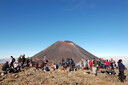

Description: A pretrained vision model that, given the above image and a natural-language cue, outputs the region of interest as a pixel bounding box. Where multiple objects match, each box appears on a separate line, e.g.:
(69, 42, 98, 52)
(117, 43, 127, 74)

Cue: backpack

(12, 58, 15, 62)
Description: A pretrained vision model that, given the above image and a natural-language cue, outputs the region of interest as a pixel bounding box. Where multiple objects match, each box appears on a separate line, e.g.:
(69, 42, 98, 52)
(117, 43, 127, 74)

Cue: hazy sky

(0, 0, 128, 58)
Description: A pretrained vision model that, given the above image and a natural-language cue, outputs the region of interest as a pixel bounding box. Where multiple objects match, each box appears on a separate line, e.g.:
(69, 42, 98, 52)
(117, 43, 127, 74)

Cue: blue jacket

(118, 63, 125, 71)
(45, 67, 50, 71)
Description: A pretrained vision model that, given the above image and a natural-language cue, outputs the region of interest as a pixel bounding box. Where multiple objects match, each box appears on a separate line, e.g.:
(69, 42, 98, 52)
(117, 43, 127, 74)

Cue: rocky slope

(0, 64, 128, 85)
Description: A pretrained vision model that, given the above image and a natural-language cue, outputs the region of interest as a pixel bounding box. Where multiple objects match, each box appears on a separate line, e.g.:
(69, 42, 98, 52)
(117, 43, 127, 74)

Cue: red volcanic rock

(33, 41, 97, 65)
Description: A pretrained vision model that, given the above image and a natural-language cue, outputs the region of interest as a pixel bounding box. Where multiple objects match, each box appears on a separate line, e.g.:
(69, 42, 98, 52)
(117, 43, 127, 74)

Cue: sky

(0, 0, 128, 59)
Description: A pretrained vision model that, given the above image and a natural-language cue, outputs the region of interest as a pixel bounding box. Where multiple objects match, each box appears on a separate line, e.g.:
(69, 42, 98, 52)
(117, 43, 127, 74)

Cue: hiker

(13, 61, 19, 73)
(114, 61, 117, 68)
(102, 60, 106, 69)
(66, 59, 70, 67)
(85, 59, 89, 70)
(10, 56, 15, 67)
(26, 58, 30, 67)
(69, 58, 73, 71)
(18, 55, 22, 68)
(40, 61, 45, 69)
(89, 60, 93, 70)
(30, 58, 34, 67)
(118, 59, 126, 82)
(2, 61, 9, 73)
(97, 59, 100, 70)
(21, 54, 26, 67)
(92, 64, 97, 76)
(63, 63, 67, 71)
(105, 60, 109, 69)
(106, 66, 116, 75)
(81, 59, 84, 67)
(65, 59, 67, 63)
(35, 62, 39, 69)
(55, 63, 59, 69)
(44, 65, 50, 71)
(44, 58, 48, 64)
(62, 58, 64, 64)
(44, 56, 48, 64)
(93, 58, 97, 67)
(110, 58, 114, 70)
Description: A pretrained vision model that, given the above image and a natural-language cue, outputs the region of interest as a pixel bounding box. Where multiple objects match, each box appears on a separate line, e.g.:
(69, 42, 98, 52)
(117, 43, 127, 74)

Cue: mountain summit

(33, 41, 97, 65)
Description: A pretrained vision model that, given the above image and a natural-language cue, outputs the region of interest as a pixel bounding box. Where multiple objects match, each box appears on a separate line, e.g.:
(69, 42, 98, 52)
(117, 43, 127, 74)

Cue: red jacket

(35, 63, 38, 67)
(89, 61, 93, 66)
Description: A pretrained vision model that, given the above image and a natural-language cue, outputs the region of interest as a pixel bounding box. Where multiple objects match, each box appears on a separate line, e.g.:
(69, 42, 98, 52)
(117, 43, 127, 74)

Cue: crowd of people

(81, 58, 117, 70)
(1, 56, 126, 83)
(2, 55, 30, 74)
(80, 58, 126, 82)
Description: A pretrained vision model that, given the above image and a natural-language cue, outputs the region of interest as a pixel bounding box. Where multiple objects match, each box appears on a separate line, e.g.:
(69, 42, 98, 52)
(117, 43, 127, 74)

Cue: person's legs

(90, 66, 92, 71)
(118, 71, 121, 80)
(120, 71, 124, 82)
(10, 62, 13, 67)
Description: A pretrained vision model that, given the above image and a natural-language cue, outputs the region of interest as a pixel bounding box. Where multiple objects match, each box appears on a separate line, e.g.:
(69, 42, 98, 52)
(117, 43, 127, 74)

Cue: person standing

(22, 54, 26, 67)
(10, 56, 15, 67)
(110, 58, 114, 70)
(85, 59, 89, 70)
(93, 58, 97, 67)
(105, 60, 109, 69)
(89, 60, 93, 70)
(118, 59, 125, 82)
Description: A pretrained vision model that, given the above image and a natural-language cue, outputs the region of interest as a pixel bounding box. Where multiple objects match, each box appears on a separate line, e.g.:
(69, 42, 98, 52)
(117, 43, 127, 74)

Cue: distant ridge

(0, 58, 9, 64)
(33, 41, 97, 65)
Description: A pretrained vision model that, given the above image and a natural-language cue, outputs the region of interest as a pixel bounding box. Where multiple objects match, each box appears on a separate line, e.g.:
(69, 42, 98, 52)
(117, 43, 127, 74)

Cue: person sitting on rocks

(2, 61, 9, 74)
(52, 63, 55, 70)
(13, 61, 19, 73)
(55, 63, 59, 69)
(44, 65, 50, 71)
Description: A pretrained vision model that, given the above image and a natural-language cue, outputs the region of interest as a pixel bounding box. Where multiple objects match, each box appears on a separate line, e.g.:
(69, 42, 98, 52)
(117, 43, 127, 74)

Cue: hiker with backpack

(10, 56, 15, 67)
